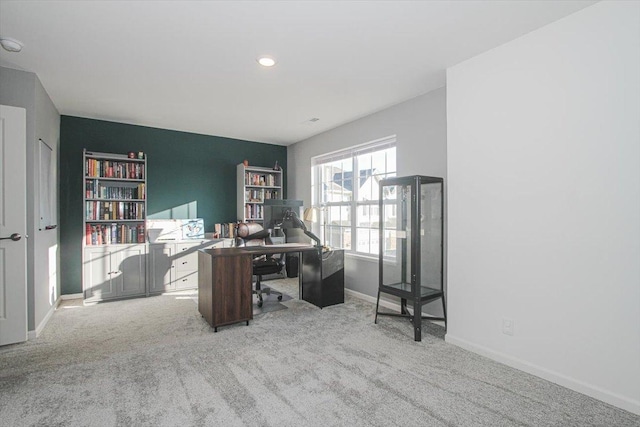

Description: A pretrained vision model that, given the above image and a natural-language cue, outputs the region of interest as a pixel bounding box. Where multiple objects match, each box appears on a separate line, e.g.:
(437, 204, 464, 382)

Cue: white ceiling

(0, 0, 597, 145)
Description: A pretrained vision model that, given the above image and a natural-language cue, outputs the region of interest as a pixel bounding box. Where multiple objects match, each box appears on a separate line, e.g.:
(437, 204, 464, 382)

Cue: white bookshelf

(236, 163, 282, 223)
(83, 149, 147, 301)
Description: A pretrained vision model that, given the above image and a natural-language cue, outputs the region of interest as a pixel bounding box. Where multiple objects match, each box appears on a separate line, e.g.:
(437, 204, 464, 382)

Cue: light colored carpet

(0, 279, 637, 426)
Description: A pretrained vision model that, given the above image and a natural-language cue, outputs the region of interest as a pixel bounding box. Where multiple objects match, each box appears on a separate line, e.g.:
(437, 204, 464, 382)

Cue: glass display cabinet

(375, 175, 445, 341)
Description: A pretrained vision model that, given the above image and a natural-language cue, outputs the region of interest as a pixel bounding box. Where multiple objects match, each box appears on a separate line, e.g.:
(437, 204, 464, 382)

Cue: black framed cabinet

(374, 175, 446, 341)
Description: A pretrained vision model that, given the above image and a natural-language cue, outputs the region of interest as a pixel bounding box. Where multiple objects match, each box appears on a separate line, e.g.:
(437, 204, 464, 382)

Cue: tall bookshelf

(82, 150, 148, 301)
(237, 163, 282, 223)
(83, 150, 147, 245)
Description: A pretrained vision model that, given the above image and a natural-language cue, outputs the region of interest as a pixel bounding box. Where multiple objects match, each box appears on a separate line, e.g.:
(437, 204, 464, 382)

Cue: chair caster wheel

(277, 295, 283, 301)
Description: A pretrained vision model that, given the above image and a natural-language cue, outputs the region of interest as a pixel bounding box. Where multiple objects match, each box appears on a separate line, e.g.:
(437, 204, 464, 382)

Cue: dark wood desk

(198, 244, 327, 331)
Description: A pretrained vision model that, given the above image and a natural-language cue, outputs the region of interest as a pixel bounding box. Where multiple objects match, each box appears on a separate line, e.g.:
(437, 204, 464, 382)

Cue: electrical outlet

(502, 318, 514, 336)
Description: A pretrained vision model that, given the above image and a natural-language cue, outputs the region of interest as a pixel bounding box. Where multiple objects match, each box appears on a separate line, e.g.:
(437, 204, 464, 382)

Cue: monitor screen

(263, 199, 303, 232)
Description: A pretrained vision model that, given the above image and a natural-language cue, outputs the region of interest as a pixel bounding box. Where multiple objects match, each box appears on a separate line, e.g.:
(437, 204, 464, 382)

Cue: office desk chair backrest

(236, 222, 285, 307)
(236, 222, 272, 246)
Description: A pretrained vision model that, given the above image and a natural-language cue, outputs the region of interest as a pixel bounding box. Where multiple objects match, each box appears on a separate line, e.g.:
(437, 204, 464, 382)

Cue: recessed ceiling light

(257, 56, 276, 67)
(0, 37, 24, 53)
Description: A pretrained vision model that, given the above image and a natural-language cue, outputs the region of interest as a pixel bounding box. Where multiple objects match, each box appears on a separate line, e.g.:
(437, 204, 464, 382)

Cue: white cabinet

(148, 239, 230, 293)
(148, 243, 175, 294)
(83, 244, 147, 301)
(237, 164, 282, 223)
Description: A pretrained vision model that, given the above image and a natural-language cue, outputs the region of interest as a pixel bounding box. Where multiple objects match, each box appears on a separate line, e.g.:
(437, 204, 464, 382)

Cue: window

(311, 136, 396, 256)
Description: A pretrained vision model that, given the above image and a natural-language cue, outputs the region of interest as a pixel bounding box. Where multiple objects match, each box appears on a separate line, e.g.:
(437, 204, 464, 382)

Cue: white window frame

(311, 136, 396, 258)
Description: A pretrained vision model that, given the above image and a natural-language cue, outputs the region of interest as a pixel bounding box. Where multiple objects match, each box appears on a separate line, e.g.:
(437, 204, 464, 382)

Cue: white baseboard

(27, 297, 60, 340)
(445, 334, 640, 416)
(344, 288, 445, 326)
(60, 293, 83, 300)
(345, 288, 396, 310)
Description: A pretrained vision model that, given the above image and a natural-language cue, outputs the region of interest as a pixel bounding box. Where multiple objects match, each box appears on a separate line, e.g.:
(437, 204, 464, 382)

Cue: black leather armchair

(236, 223, 285, 307)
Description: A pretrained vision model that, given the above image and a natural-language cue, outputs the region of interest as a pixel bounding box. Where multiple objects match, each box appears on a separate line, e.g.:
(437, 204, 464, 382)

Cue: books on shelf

(83, 150, 148, 247)
(244, 171, 278, 187)
(237, 163, 282, 224)
(85, 223, 145, 245)
(85, 158, 145, 179)
(243, 188, 279, 203)
(264, 189, 278, 200)
(85, 201, 145, 220)
(244, 204, 263, 220)
(85, 180, 145, 199)
(213, 222, 237, 238)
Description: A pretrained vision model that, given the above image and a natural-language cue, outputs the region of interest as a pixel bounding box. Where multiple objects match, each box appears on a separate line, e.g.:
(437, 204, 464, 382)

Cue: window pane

(342, 227, 352, 250)
(356, 227, 370, 254)
(371, 149, 386, 174)
(340, 205, 351, 226)
(369, 228, 380, 255)
(341, 177, 353, 201)
(357, 204, 376, 227)
(312, 142, 395, 256)
(325, 205, 351, 233)
(385, 148, 396, 174)
(356, 153, 374, 202)
(357, 205, 367, 227)
(355, 227, 379, 254)
(326, 225, 351, 249)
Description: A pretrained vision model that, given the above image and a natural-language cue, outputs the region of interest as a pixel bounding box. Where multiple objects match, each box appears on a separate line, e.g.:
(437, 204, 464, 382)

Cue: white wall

(288, 87, 447, 313)
(446, 1, 639, 415)
(33, 75, 60, 334)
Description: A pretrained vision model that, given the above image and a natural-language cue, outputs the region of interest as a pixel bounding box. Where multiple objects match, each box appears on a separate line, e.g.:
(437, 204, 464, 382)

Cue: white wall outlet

(502, 318, 514, 336)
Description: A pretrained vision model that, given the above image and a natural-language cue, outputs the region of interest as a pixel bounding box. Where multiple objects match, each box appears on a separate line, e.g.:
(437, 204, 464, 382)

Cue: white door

(0, 105, 28, 346)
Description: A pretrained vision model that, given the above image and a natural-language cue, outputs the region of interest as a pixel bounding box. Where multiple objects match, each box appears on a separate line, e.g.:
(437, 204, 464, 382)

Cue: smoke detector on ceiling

(0, 37, 24, 53)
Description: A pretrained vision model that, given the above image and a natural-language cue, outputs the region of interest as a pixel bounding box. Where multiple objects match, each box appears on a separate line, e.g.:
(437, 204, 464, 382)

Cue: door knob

(0, 233, 21, 241)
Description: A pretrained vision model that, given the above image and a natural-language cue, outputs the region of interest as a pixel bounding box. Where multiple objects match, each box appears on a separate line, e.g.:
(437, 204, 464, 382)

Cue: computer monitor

(263, 199, 303, 233)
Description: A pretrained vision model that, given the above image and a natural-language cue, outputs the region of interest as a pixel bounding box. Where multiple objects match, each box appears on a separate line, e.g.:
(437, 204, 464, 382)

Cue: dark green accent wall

(60, 116, 287, 295)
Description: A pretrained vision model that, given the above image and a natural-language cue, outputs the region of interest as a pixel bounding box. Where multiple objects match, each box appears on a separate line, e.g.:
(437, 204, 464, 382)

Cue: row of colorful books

(85, 180, 146, 200)
(213, 223, 237, 238)
(85, 158, 145, 180)
(244, 204, 263, 220)
(85, 223, 145, 245)
(244, 172, 278, 187)
(85, 201, 145, 220)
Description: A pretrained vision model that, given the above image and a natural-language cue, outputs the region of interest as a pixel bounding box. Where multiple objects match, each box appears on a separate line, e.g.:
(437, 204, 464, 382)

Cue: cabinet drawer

(175, 271, 198, 289)
(176, 251, 198, 271)
(175, 240, 226, 271)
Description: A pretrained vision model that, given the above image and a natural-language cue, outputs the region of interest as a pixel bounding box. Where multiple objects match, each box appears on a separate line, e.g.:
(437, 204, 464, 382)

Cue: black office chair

(236, 222, 285, 307)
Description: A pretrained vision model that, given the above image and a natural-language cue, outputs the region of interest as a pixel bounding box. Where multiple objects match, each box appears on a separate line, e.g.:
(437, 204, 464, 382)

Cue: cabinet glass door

(380, 182, 411, 292)
(421, 182, 443, 291)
